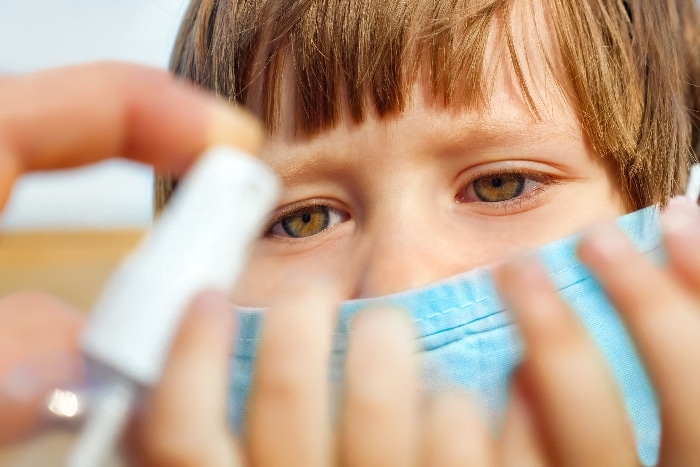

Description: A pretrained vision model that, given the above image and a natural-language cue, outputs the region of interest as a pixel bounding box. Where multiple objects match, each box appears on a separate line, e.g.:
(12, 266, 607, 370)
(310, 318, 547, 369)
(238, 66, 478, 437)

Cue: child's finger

(126, 290, 241, 467)
(246, 280, 338, 467)
(494, 257, 638, 466)
(579, 224, 700, 465)
(338, 307, 419, 467)
(420, 391, 496, 467)
(499, 373, 547, 467)
(662, 198, 700, 298)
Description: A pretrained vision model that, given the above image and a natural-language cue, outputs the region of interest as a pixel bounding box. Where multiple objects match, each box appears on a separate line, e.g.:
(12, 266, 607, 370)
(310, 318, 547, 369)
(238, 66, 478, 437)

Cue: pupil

(301, 213, 312, 223)
(491, 177, 503, 188)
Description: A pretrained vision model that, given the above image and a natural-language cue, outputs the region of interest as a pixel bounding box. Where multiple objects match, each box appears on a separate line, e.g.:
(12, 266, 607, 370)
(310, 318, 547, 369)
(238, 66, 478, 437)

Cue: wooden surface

(0, 230, 144, 311)
(0, 229, 144, 466)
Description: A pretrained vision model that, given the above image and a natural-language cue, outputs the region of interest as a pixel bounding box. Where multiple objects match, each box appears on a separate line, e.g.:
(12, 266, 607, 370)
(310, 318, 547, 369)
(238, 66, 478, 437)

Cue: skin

(493, 201, 700, 466)
(232, 0, 626, 304)
(0, 61, 261, 445)
(1, 60, 700, 467)
(226, 1, 700, 463)
(233, 84, 626, 303)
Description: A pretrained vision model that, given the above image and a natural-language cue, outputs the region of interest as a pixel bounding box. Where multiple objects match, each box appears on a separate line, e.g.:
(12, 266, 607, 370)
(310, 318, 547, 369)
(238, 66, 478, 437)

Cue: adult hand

(0, 61, 262, 209)
(0, 61, 262, 443)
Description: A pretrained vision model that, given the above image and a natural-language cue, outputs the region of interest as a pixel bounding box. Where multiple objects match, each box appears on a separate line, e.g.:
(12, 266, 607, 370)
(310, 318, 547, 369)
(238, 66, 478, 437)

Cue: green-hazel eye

(472, 173, 525, 202)
(269, 205, 346, 238)
(281, 205, 329, 237)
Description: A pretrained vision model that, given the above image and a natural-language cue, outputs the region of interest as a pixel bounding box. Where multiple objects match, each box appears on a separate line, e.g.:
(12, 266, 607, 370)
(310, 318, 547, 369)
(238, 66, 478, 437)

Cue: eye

(268, 205, 346, 238)
(457, 171, 550, 204)
(473, 173, 524, 202)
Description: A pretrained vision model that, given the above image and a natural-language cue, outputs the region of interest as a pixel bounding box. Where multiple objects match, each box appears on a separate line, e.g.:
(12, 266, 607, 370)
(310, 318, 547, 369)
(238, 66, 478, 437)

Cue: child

(155, 0, 700, 464)
(161, 0, 699, 301)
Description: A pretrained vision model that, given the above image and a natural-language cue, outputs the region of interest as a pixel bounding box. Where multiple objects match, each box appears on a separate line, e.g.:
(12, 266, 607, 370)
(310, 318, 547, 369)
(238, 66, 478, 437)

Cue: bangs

(167, 0, 699, 211)
(172, 0, 524, 135)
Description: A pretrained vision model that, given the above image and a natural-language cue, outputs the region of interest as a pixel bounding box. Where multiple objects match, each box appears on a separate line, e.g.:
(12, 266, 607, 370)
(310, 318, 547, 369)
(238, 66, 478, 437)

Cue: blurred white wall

(0, 0, 190, 229)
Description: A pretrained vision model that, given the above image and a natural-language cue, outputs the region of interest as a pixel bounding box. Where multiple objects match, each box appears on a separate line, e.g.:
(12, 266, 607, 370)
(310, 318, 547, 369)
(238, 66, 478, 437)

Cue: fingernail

(496, 254, 581, 346)
(497, 254, 549, 289)
(2, 366, 46, 402)
(495, 255, 552, 314)
(187, 291, 237, 351)
(351, 306, 416, 351)
(270, 276, 343, 328)
(353, 306, 413, 332)
(666, 195, 698, 211)
(189, 290, 235, 323)
(1, 355, 85, 403)
(582, 223, 633, 264)
(207, 102, 264, 155)
(662, 203, 700, 241)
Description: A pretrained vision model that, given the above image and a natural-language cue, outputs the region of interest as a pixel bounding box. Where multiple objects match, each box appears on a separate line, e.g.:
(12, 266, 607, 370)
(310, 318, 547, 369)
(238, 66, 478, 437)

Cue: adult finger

(0, 292, 85, 443)
(126, 290, 240, 467)
(420, 391, 496, 467)
(338, 307, 419, 467)
(246, 280, 339, 467)
(0, 62, 262, 206)
(494, 257, 638, 466)
(578, 222, 700, 465)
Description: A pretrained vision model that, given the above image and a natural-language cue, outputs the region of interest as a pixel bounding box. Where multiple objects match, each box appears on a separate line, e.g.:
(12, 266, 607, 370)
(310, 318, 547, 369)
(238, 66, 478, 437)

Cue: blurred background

(0, 0, 189, 230)
(0, 1, 191, 310)
(0, 2, 191, 464)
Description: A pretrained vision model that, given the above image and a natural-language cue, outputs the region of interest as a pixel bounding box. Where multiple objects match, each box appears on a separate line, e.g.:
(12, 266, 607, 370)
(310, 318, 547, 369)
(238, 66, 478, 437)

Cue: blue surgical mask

(230, 205, 662, 466)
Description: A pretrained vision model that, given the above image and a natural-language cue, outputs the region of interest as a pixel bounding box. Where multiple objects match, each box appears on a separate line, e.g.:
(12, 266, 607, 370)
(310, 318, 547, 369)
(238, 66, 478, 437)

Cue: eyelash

(266, 169, 557, 240)
(264, 201, 347, 239)
(455, 168, 557, 211)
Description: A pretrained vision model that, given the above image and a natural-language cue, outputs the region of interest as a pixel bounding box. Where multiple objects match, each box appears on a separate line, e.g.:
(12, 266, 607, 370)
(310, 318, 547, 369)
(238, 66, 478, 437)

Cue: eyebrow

(442, 118, 583, 149)
(266, 117, 583, 181)
(266, 149, 335, 182)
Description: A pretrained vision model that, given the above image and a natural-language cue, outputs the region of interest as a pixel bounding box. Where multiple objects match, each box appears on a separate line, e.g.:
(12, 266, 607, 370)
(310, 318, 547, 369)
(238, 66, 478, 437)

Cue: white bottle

(68, 146, 279, 467)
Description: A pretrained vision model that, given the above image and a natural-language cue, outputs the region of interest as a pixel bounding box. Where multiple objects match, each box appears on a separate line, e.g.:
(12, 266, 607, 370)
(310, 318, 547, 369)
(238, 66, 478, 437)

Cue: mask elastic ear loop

(686, 164, 700, 204)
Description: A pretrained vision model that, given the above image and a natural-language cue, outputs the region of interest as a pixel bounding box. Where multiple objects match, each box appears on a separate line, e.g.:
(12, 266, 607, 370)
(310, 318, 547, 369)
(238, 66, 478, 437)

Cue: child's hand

(129, 200, 700, 466)
(128, 198, 700, 466)
(494, 197, 700, 465)
(127, 281, 498, 467)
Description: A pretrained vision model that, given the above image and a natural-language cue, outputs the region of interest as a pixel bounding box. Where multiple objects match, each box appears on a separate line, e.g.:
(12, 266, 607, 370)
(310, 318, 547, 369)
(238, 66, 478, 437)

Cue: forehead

(240, 0, 574, 140)
(262, 79, 583, 182)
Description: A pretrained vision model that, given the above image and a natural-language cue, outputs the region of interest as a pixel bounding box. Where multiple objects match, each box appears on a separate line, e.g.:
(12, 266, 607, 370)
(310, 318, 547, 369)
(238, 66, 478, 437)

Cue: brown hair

(156, 0, 700, 212)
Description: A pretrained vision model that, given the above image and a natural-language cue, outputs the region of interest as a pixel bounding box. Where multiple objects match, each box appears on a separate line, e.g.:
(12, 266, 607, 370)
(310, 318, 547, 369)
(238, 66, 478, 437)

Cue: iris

(281, 205, 330, 237)
(473, 173, 525, 202)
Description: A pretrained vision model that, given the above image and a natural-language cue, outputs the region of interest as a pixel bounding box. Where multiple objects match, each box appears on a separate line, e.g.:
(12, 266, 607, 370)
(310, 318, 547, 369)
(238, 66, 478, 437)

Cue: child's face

(232, 15, 628, 306)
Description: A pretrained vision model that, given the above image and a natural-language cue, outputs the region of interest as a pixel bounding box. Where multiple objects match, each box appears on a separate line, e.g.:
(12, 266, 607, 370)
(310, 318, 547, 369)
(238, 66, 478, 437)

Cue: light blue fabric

(230, 206, 662, 465)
